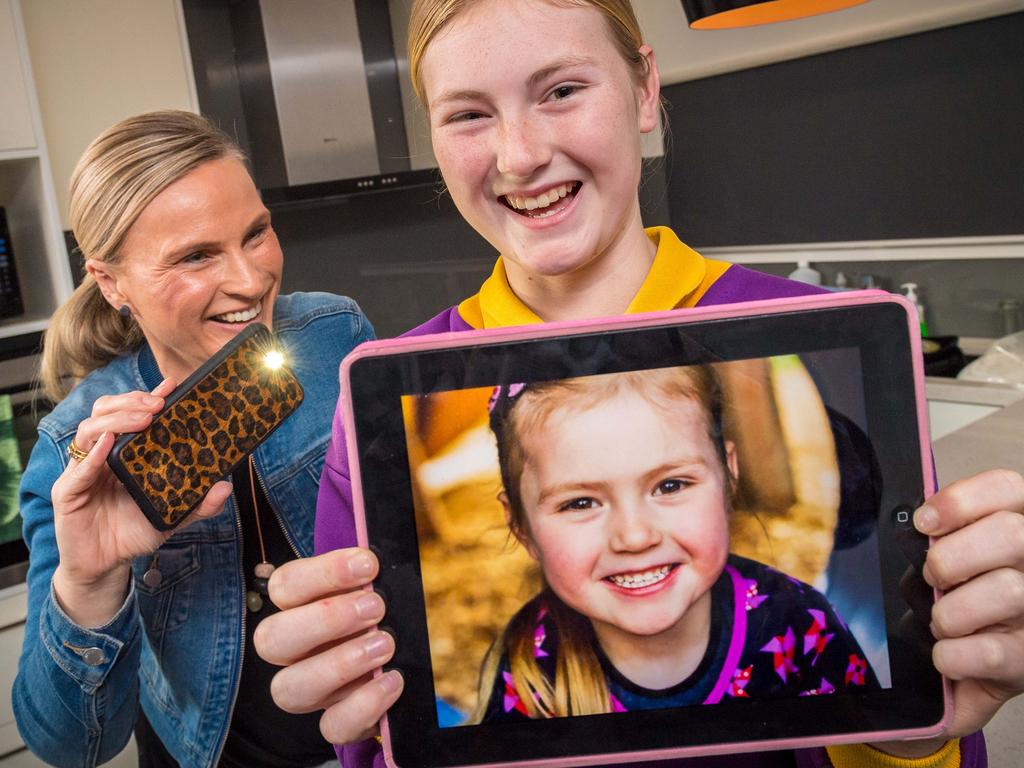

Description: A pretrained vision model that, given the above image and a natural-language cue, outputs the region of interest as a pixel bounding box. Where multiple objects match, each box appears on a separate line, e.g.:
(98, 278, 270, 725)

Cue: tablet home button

(892, 505, 914, 525)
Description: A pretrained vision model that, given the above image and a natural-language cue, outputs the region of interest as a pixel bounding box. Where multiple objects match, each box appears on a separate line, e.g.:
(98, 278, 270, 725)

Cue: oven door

(0, 346, 46, 589)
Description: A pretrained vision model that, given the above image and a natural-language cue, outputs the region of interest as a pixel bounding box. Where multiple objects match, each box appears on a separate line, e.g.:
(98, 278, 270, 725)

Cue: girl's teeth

(507, 183, 572, 212)
(608, 565, 672, 589)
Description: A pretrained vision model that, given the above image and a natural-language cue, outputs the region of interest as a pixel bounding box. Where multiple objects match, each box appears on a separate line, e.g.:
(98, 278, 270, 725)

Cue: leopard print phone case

(108, 323, 304, 531)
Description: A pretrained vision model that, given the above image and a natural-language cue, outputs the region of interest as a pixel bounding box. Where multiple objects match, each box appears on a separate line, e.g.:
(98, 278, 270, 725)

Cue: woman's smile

(209, 300, 264, 325)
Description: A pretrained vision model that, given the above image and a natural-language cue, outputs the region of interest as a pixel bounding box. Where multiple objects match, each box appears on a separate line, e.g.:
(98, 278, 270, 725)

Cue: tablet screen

(345, 297, 944, 767)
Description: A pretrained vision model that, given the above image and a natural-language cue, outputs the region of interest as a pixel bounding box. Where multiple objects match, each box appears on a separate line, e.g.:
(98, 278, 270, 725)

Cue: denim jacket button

(81, 647, 105, 666)
(143, 567, 163, 588)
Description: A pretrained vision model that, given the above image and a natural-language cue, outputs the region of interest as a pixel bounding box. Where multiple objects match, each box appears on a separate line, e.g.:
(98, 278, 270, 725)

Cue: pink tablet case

(340, 290, 949, 768)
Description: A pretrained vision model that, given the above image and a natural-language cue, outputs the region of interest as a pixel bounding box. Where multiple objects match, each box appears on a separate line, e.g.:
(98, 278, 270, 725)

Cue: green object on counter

(901, 283, 928, 337)
(0, 394, 24, 543)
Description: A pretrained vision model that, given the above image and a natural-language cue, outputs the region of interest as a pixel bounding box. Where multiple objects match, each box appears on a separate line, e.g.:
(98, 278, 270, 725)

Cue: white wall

(20, 0, 196, 229)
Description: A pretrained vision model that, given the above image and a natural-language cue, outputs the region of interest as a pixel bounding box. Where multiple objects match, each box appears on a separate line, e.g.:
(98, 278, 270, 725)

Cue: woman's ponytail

(38, 275, 143, 402)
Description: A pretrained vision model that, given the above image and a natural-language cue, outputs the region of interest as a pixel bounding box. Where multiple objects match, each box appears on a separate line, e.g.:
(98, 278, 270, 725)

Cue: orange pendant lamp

(682, 0, 870, 30)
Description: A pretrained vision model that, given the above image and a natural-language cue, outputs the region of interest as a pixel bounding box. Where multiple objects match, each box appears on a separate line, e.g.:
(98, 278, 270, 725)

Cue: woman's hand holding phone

(254, 548, 404, 744)
(50, 378, 231, 629)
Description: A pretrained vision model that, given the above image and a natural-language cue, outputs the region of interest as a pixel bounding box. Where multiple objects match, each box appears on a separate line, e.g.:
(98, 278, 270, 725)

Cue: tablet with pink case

(340, 291, 949, 768)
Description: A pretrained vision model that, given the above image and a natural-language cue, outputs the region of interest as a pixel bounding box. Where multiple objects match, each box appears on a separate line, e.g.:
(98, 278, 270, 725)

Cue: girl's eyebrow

(431, 55, 597, 110)
(537, 480, 606, 506)
(525, 54, 596, 89)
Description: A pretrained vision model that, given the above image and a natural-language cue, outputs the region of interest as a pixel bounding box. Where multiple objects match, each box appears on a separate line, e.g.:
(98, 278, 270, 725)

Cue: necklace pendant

(246, 590, 264, 613)
(254, 561, 275, 597)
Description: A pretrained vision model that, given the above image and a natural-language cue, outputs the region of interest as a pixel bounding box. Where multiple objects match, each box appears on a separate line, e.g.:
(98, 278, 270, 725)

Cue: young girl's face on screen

(418, 0, 660, 283)
(511, 384, 736, 651)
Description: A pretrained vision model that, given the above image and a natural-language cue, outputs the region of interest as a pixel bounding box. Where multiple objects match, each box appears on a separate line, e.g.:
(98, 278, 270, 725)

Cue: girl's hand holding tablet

(255, 547, 403, 743)
(882, 469, 1024, 757)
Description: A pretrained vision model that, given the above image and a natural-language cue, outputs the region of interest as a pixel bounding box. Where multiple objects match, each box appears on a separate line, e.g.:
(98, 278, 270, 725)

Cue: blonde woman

(257, 2, 1024, 768)
(14, 111, 372, 767)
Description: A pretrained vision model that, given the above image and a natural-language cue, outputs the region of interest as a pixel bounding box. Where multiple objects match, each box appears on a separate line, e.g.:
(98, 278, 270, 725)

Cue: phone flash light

(263, 350, 285, 370)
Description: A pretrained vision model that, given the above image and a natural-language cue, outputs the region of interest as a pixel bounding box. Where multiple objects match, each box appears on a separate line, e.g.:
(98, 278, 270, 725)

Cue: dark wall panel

(664, 12, 1024, 246)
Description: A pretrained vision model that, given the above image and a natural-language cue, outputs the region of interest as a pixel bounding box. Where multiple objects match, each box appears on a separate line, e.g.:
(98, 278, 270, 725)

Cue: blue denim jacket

(14, 293, 373, 768)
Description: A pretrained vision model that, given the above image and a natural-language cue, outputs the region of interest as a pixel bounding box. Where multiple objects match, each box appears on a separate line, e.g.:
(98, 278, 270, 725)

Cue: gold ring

(67, 439, 90, 462)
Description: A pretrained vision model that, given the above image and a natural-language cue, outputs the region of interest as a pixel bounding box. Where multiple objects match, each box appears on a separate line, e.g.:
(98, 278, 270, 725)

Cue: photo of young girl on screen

(402, 353, 892, 727)
(474, 365, 879, 722)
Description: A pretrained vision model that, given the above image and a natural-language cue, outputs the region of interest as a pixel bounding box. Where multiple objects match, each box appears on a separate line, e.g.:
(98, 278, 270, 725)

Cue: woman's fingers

(266, 548, 379, 611)
(256, 586, 385, 665)
(174, 481, 233, 530)
(269, 629, 397, 714)
(73, 411, 159, 449)
(150, 378, 177, 397)
(53, 431, 117, 508)
(78, 379, 178, 449)
(317, 671, 404, 745)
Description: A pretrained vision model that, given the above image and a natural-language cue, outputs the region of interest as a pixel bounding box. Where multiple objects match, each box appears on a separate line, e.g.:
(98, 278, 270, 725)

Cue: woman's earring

(118, 304, 132, 318)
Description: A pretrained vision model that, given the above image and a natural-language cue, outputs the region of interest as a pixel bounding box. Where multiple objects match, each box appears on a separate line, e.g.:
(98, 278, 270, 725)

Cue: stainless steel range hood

(181, 0, 437, 203)
(260, 0, 380, 185)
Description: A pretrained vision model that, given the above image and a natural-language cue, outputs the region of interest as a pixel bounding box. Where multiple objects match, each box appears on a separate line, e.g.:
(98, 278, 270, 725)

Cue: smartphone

(108, 323, 304, 531)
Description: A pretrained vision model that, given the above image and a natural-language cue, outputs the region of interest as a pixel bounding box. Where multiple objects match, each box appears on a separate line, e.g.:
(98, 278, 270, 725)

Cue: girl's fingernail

(355, 591, 384, 620)
(364, 631, 393, 660)
(378, 669, 402, 693)
(349, 552, 375, 579)
(142, 395, 161, 406)
(914, 505, 939, 534)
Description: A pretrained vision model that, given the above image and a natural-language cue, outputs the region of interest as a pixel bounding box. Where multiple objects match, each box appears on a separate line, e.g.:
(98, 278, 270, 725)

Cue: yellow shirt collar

(457, 226, 726, 329)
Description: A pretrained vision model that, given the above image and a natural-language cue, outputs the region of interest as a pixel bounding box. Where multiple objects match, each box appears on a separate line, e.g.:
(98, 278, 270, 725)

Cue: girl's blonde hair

(480, 366, 732, 720)
(39, 110, 245, 402)
(407, 0, 650, 107)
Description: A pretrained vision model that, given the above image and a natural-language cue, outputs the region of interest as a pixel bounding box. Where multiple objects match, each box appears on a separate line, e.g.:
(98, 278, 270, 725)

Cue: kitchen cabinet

(0, 0, 73, 341)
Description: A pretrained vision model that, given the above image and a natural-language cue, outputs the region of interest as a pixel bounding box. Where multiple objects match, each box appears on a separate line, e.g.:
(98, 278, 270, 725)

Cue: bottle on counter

(900, 282, 928, 337)
(788, 260, 822, 286)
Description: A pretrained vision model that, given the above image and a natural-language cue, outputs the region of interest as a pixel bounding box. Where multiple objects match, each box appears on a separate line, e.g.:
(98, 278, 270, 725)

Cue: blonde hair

(408, 0, 650, 107)
(480, 366, 732, 720)
(39, 111, 245, 402)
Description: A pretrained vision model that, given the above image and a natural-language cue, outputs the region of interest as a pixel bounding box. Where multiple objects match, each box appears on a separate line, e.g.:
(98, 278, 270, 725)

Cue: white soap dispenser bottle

(900, 282, 929, 337)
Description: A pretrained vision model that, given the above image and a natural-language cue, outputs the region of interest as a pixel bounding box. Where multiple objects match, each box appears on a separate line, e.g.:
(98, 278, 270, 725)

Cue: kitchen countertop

(932, 394, 1024, 484)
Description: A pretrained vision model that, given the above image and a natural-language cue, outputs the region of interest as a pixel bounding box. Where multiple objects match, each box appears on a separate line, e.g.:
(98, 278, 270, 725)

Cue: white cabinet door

(0, 0, 36, 152)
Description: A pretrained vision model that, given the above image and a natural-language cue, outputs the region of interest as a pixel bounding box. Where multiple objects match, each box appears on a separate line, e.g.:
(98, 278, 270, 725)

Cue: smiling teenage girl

(255, 2, 1024, 767)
